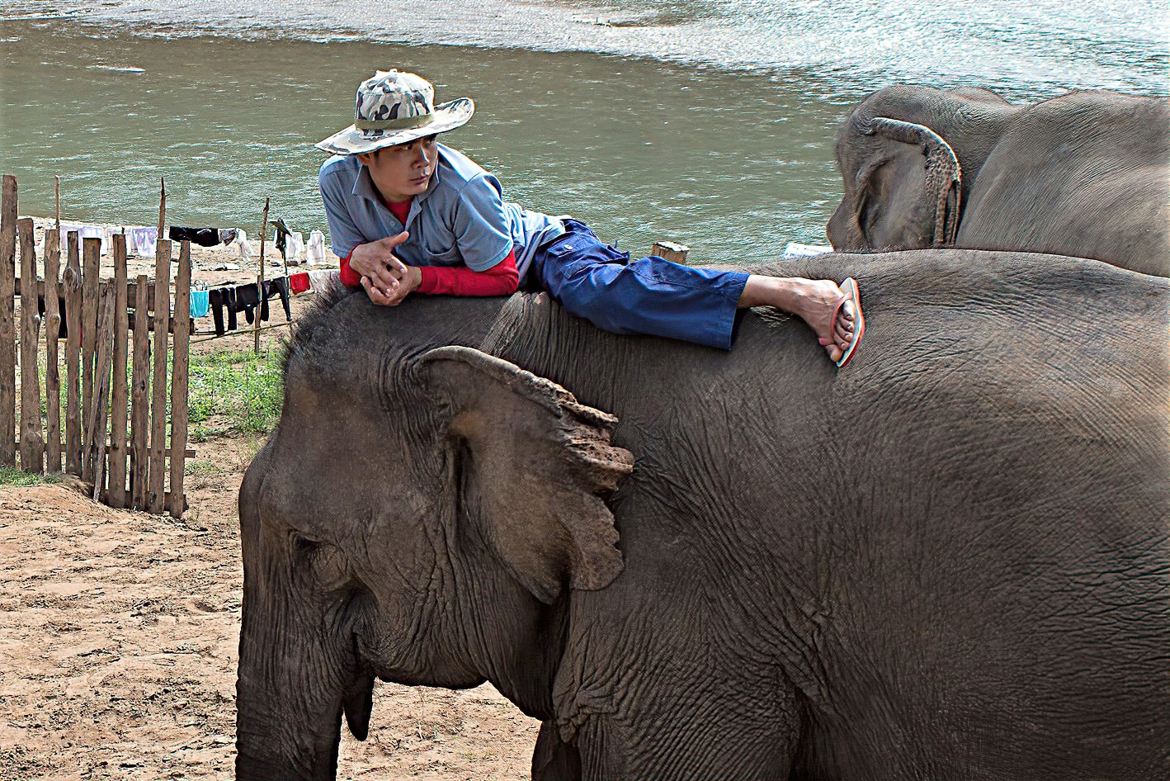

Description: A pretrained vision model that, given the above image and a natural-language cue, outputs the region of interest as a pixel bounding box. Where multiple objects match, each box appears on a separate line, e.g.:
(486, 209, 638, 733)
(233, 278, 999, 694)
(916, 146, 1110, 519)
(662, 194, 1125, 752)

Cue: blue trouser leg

(533, 221, 749, 350)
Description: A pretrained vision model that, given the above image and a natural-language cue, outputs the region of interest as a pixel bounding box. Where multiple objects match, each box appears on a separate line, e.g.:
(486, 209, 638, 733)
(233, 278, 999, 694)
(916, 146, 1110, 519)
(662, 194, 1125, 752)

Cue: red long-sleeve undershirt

(338, 196, 519, 297)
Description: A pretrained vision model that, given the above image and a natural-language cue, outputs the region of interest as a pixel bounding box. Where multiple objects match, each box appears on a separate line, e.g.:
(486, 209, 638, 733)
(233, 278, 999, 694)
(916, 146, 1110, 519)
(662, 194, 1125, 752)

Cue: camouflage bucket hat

(315, 69, 474, 156)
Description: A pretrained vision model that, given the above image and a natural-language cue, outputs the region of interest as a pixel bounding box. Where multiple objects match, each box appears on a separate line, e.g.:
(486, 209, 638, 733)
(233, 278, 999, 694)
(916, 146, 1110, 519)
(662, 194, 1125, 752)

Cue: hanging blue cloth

(189, 289, 210, 319)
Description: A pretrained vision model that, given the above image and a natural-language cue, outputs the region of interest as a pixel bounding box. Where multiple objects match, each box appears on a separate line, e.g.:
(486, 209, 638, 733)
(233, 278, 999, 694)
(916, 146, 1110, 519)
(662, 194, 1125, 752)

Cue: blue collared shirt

(318, 144, 563, 280)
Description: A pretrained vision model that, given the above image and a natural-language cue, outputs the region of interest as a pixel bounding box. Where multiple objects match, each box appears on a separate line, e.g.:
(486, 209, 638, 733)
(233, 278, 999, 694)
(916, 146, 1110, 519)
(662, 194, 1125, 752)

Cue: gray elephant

(236, 250, 1170, 780)
(826, 86, 1170, 277)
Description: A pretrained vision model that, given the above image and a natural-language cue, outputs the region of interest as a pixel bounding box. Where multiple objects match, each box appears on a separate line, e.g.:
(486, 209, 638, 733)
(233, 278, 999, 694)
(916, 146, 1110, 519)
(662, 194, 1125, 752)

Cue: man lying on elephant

(316, 70, 866, 366)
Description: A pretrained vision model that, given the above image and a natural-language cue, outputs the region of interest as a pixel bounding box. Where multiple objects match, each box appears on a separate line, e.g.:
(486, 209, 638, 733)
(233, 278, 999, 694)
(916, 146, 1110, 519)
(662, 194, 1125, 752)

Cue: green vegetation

(0, 466, 60, 487)
(17, 340, 285, 455)
(187, 349, 284, 441)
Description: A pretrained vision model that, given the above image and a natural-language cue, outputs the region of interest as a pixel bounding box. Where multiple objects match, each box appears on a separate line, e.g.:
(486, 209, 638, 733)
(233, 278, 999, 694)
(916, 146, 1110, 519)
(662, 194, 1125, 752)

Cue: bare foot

(739, 276, 856, 362)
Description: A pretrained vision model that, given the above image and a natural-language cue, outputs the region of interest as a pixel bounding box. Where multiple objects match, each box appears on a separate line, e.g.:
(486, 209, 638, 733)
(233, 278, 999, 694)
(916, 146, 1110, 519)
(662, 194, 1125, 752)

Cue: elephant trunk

(235, 457, 373, 780)
(234, 575, 355, 780)
(864, 116, 964, 246)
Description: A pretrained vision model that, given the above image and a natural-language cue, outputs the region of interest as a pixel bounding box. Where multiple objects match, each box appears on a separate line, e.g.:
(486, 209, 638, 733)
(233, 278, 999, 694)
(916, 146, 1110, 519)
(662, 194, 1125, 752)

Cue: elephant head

(235, 304, 633, 779)
(826, 86, 1014, 252)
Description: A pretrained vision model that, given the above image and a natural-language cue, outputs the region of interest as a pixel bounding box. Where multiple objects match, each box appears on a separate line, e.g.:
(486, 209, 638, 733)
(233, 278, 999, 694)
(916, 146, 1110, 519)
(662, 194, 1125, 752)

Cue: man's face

(357, 134, 439, 202)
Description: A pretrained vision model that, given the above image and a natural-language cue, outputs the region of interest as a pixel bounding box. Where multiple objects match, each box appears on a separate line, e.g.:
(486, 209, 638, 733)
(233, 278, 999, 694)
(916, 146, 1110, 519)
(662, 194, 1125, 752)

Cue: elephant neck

(463, 581, 570, 720)
(443, 517, 570, 719)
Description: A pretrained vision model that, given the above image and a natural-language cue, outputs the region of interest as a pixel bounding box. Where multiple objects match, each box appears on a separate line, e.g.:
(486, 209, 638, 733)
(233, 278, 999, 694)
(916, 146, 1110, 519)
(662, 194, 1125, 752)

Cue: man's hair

(370, 134, 439, 158)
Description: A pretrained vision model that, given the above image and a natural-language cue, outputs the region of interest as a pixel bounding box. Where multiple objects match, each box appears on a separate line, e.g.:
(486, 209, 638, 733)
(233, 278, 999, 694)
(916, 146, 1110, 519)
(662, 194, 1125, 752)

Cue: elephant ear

(856, 116, 964, 247)
(418, 346, 634, 604)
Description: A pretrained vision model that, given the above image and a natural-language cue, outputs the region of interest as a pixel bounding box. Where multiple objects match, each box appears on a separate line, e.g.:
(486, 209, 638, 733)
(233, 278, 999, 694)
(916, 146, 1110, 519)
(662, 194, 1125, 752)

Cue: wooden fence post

(168, 241, 192, 518)
(44, 229, 61, 473)
(79, 237, 100, 481)
(255, 198, 269, 355)
(107, 234, 130, 506)
(130, 274, 150, 510)
(17, 218, 43, 472)
(650, 241, 689, 264)
(85, 285, 115, 500)
(147, 240, 171, 514)
(0, 175, 16, 468)
(63, 232, 82, 476)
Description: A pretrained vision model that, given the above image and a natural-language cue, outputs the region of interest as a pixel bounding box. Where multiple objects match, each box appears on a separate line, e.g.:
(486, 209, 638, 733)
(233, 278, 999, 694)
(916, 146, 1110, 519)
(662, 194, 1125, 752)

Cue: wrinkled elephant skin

(236, 251, 1170, 780)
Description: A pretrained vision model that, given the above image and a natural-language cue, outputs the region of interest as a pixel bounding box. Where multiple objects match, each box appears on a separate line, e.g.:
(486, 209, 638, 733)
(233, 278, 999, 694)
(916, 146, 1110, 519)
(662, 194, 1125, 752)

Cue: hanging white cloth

(131, 226, 157, 258)
(305, 229, 326, 265)
(232, 229, 253, 261)
(286, 231, 305, 264)
(78, 224, 108, 255)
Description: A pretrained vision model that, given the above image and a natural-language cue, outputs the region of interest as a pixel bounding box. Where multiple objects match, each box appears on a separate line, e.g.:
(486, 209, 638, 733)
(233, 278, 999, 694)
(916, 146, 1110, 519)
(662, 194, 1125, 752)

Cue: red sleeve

(416, 251, 519, 297)
(338, 251, 362, 288)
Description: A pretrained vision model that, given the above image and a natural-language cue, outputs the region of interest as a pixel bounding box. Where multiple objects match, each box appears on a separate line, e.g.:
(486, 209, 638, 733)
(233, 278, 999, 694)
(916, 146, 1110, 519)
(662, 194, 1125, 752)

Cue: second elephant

(826, 86, 1169, 277)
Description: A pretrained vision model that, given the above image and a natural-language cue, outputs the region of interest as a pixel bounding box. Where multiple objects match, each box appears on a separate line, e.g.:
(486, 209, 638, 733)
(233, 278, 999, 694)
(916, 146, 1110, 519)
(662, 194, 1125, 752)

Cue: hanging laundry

(234, 283, 269, 325)
(265, 277, 291, 320)
(289, 272, 310, 295)
(305, 230, 326, 265)
(189, 289, 210, 319)
(270, 218, 292, 261)
(232, 229, 253, 261)
(79, 224, 109, 255)
(286, 231, 305, 265)
(208, 286, 238, 336)
(169, 226, 221, 247)
(130, 226, 158, 257)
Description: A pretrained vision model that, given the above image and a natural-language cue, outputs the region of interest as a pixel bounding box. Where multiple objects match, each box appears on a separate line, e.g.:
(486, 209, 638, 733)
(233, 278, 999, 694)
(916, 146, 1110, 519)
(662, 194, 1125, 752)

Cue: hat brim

(315, 97, 474, 156)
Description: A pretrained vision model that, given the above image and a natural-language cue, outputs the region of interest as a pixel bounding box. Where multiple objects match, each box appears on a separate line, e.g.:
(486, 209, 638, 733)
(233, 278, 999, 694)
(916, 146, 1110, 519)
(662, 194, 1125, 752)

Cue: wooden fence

(0, 174, 191, 518)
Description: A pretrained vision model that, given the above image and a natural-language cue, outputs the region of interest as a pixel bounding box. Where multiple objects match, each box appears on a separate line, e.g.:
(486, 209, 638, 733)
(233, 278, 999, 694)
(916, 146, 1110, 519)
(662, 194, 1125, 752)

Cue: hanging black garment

(208, 286, 238, 335)
(270, 218, 292, 261)
(234, 283, 269, 325)
(263, 277, 291, 321)
(168, 226, 222, 247)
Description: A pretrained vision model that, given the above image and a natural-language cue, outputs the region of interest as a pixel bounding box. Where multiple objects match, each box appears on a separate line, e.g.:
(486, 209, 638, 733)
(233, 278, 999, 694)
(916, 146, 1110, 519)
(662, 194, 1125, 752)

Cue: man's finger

(368, 265, 400, 290)
(385, 230, 410, 249)
(386, 256, 409, 277)
(361, 276, 394, 306)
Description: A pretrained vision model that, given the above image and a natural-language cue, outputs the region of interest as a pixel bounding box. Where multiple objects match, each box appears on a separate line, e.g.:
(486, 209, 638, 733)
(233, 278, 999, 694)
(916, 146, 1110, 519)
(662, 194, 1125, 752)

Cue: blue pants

(528, 220, 749, 350)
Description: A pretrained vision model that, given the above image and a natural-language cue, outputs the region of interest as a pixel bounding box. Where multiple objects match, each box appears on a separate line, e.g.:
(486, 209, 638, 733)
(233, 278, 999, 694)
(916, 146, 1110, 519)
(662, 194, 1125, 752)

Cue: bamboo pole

(17, 218, 42, 472)
(43, 229, 61, 473)
(79, 237, 100, 481)
(130, 274, 150, 510)
(255, 197, 269, 355)
(167, 241, 191, 518)
(85, 285, 115, 498)
(0, 175, 17, 468)
(147, 240, 171, 514)
(63, 232, 82, 475)
(54, 176, 60, 232)
(107, 234, 129, 506)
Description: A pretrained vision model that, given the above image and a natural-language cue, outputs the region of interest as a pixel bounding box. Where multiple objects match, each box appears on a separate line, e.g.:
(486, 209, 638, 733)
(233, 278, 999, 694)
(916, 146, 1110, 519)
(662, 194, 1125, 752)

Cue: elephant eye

(291, 532, 356, 593)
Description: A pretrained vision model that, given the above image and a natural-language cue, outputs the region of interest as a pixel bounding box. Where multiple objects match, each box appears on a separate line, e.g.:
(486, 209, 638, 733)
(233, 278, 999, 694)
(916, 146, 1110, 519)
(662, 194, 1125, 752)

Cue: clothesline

(34, 220, 329, 264)
(192, 269, 337, 335)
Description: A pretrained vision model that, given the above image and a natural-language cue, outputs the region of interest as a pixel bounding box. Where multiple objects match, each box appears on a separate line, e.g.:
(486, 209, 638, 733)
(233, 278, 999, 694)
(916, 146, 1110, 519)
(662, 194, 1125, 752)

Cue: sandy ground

(1, 220, 540, 778)
(0, 434, 540, 779)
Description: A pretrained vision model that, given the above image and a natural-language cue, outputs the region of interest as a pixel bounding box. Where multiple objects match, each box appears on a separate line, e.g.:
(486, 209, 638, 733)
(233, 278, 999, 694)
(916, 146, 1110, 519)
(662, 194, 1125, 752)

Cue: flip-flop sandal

(822, 277, 866, 369)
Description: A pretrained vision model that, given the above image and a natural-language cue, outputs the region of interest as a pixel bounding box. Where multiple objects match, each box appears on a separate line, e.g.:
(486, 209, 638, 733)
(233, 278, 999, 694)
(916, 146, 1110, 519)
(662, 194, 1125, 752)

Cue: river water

(1, 1, 1166, 265)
